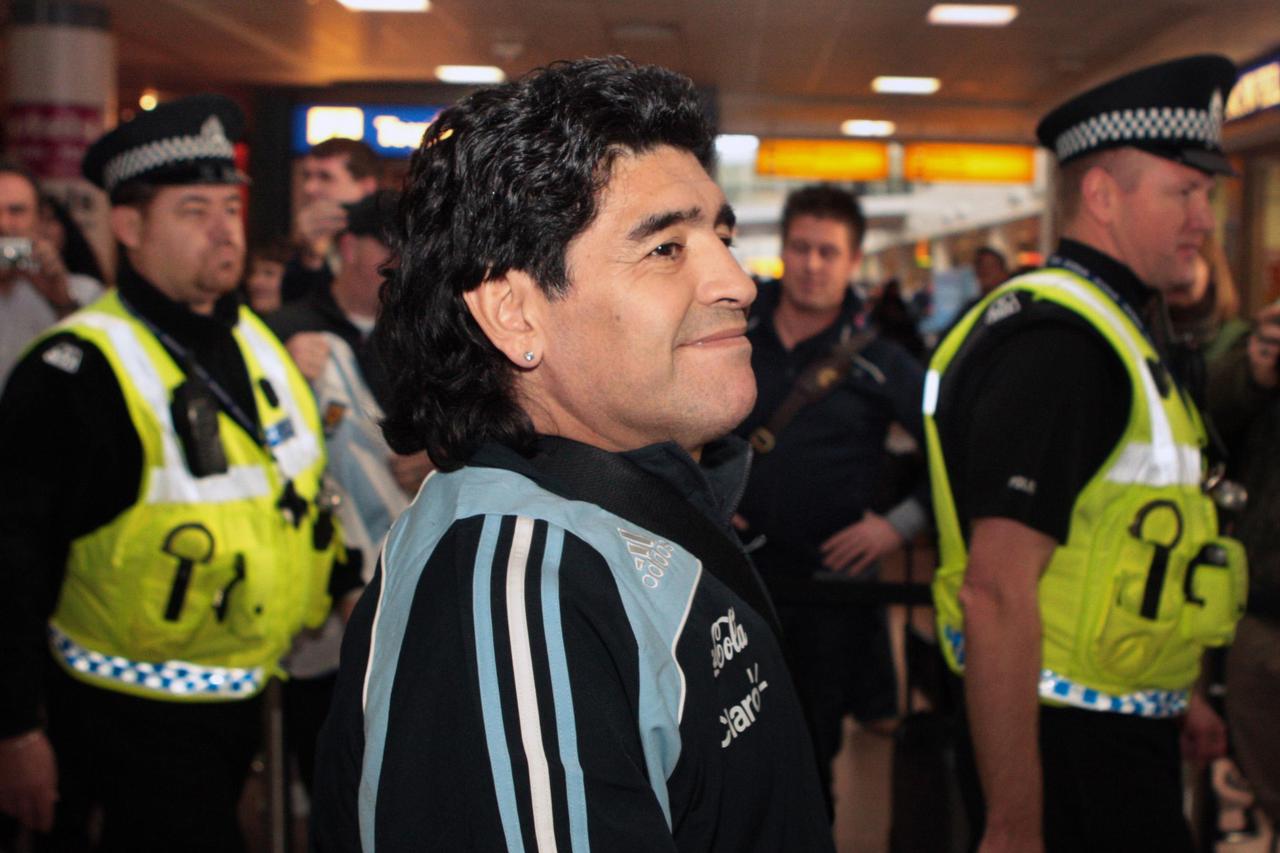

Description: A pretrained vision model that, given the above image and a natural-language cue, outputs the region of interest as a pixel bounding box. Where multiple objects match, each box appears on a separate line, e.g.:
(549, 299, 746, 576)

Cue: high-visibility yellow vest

(43, 290, 334, 701)
(925, 268, 1247, 716)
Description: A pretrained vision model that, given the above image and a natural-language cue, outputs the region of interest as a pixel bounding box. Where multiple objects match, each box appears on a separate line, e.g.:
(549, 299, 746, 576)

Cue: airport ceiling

(78, 0, 1280, 142)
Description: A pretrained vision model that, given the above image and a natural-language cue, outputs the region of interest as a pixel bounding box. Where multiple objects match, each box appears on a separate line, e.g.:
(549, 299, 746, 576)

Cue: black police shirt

(934, 238, 1150, 545)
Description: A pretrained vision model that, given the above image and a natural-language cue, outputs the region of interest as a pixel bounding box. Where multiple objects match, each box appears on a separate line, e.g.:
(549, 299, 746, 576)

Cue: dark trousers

(39, 665, 261, 853)
(959, 703, 1193, 853)
(777, 601, 898, 817)
(282, 671, 338, 796)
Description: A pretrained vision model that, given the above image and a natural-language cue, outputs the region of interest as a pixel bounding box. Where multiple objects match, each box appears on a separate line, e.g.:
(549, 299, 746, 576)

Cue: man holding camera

(0, 160, 101, 389)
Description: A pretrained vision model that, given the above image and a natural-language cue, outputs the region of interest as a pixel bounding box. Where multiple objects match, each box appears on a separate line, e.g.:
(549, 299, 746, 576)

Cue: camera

(0, 237, 35, 273)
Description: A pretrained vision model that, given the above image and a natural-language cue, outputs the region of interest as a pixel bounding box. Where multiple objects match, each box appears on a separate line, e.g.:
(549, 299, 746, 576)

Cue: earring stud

(523, 351, 535, 362)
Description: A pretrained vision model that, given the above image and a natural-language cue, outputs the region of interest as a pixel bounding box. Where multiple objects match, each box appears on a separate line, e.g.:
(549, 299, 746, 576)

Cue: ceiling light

(842, 119, 896, 137)
(337, 0, 430, 11)
(435, 65, 506, 84)
(715, 134, 760, 164)
(927, 4, 1018, 26)
(139, 90, 158, 111)
(872, 76, 941, 95)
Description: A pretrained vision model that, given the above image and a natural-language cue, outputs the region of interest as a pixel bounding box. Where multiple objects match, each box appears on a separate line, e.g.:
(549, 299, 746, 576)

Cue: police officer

(0, 95, 344, 851)
(925, 55, 1246, 852)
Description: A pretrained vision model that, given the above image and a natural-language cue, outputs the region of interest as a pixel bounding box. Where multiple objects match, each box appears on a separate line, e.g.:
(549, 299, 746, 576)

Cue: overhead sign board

(1227, 52, 1280, 122)
(755, 139, 890, 181)
(902, 142, 1036, 183)
(291, 103, 443, 158)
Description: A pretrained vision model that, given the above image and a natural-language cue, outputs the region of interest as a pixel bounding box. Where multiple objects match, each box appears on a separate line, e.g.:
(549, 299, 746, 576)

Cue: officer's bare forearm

(961, 517, 1056, 844)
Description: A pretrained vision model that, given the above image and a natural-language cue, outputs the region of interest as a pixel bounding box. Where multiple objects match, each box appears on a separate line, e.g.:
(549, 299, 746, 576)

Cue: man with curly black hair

(311, 57, 834, 852)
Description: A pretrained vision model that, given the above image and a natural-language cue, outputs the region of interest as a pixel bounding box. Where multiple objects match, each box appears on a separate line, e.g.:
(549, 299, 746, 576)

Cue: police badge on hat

(82, 93, 249, 197)
(1036, 54, 1239, 176)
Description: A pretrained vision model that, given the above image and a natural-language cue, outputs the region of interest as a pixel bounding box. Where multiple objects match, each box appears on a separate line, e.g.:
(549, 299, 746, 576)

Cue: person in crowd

(311, 57, 834, 852)
(242, 237, 291, 315)
(873, 276, 928, 362)
(283, 137, 379, 303)
(0, 161, 102, 389)
(38, 195, 107, 286)
(925, 55, 1243, 852)
(267, 189, 424, 796)
(732, 184, 927, 814)
(1209, 301, 1280, 835)
(973, 246, 1010, 297)
(0, 94, 353, 851)
(1166, 234, 1249, 408)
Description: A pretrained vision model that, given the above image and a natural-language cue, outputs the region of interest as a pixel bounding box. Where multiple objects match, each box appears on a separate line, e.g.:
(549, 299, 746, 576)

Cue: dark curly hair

(781, 184, 867, 252)
(376, 57, 715, 470)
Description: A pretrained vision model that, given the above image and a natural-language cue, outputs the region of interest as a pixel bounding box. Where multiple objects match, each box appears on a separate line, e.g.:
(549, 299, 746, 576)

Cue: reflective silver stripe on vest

(237, 320, 321, 480)
(66, 312, 272, 504)
(1039, 669, 1189, 718)
(49, 625, 264, 699)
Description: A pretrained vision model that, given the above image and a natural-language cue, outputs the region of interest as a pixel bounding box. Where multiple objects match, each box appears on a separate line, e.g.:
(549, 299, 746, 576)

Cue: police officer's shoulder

(3, 332, 117, 408)
(958, 287, 1114, 375)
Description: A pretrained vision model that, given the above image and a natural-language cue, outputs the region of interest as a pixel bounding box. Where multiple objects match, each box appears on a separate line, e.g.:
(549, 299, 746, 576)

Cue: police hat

(83, 94, 248, 196)
(1036, 54, 1238, 175)
(342, 189, 400, 245)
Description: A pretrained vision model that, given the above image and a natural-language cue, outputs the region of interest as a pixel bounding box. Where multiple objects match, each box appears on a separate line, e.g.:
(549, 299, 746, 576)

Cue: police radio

(171, 377, 229, 477)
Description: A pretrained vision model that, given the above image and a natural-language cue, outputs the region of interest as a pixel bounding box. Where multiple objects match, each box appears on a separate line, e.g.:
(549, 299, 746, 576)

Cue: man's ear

(336, 231, 357, 267)
(110, 205, 143, 250)
(462, 269, 546, 368)
(1079, 164, 1119, 226)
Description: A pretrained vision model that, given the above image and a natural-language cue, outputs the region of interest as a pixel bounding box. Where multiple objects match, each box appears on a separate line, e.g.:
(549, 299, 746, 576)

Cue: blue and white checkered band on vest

(1054, 89, 1226, 162)
(49, 624, 265, 699)
(943, 624, 1190, 719)
(100, 115, 236, 193)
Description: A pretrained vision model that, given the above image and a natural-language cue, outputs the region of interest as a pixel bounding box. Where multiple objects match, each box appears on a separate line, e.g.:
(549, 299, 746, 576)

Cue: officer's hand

(389, 451, 434, 496)
(0, 729, 58, 833)
(1179, 691, 1227, 767)
(285, 332, 331, 382)
(819, 511, 904, 576)
(28, 238, 73, 315)
(294, 200, 348, 264)
(1246, 303, 1280, 389)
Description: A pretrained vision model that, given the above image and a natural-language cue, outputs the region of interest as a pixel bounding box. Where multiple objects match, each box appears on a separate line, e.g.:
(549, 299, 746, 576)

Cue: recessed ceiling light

(927, 4, 1019, 26)
(842, 119, 896, 137)
(337, 0, 429, 11)
(715, 134, 760, 163)
(435, 65, 507, 84)
(872, 76, 941, 95)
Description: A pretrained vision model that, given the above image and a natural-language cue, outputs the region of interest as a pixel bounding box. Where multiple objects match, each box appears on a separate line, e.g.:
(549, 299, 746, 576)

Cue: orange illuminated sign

(1227, 59, 1280, 122)
(903, 142, 1036, 183)
(755, 139, 890, 181)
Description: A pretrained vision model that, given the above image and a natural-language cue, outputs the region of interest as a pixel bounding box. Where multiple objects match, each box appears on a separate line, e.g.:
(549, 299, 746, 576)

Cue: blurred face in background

(301, 155, 375, 205)
(780, 215, 861, 316)
(0, 173, 39, 289)
(974, 251, 1009, 295)
(245, 257, 285, 314)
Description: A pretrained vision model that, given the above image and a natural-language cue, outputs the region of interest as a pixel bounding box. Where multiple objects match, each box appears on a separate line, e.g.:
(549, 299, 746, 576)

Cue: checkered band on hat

(101, 115, 236, 193)
(50, 625, 265, 699)
(1053, 102, 1222, 162)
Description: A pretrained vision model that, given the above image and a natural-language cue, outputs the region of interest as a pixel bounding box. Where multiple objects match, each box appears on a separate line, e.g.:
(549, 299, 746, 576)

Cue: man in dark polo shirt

(734, 184, 928, 814)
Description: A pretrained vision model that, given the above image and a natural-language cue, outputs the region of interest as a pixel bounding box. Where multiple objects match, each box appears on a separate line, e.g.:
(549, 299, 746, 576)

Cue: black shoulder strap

(749, 328, 877, 454)
(530, 440, 784, 641)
